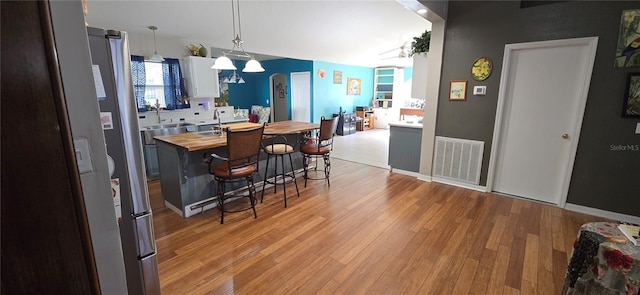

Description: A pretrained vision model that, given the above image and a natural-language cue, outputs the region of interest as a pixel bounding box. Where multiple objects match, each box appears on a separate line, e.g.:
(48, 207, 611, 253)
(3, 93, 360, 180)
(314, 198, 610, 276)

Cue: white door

(291, 72, 311, 122)
(490, 37, 598, 205)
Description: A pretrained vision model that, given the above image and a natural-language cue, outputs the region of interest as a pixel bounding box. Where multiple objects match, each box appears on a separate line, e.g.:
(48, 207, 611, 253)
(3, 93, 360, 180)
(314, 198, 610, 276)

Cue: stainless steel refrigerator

(87, 27, 161, 295)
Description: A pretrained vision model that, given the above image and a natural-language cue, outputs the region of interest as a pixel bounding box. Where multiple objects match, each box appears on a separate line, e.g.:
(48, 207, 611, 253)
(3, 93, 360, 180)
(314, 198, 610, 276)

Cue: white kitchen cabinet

(373, 108, 399, 129)
(183, 56, 219, 98)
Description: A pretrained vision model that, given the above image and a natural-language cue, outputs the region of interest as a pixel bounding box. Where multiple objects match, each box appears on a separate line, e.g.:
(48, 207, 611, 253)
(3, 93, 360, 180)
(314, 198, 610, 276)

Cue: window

(144, 62, 165, 108)
(130, 55, 189, 111)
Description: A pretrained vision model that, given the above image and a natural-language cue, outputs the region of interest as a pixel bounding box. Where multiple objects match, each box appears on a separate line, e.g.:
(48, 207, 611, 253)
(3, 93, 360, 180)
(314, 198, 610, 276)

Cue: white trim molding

(417, 174, 432, 182)
(432, 176, 487, 192)
(390, 168, 422, 178)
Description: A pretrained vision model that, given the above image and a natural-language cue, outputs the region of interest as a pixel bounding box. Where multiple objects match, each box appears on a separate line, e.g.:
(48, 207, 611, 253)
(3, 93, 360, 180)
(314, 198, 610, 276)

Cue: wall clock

(471, 57, 493, 81)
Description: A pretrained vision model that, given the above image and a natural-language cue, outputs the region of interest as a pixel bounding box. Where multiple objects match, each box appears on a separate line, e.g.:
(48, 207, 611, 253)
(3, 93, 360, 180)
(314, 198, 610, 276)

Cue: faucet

(155, 99, 165, 124)
(213, 108, 223, 136)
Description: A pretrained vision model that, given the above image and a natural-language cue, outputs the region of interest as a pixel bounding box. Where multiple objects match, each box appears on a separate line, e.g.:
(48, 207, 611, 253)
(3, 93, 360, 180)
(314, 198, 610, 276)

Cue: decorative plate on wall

(318, 69, 326, 79)
(471, 57, 493, 81)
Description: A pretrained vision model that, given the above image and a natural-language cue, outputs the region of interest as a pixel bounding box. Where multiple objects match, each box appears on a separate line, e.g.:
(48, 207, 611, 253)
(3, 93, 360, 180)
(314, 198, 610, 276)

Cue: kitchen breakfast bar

(153, 121, 319, 217)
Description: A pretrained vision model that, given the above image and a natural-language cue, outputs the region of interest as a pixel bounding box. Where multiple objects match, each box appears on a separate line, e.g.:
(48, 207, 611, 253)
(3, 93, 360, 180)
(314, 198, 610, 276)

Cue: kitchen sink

(196, 130, 225, 137)
(142, 123, 195, 144)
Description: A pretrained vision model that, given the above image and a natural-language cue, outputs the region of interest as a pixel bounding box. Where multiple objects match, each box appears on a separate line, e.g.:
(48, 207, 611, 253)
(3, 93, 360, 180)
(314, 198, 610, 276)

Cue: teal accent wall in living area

(227, 58, 313, 112)
(312, 61, 374, 123)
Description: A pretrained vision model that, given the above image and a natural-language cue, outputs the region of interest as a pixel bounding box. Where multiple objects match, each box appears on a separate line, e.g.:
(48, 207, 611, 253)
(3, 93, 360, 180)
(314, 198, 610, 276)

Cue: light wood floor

(149, 158, 606, 294)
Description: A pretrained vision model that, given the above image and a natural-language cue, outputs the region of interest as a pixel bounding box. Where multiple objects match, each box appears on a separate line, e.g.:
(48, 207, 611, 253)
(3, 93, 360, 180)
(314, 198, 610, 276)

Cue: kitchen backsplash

(137, 106, 247, 128)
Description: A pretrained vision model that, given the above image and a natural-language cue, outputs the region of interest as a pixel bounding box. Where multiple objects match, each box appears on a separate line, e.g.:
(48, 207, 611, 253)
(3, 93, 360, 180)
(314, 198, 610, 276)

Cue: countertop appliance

(87, 27, 160, 294)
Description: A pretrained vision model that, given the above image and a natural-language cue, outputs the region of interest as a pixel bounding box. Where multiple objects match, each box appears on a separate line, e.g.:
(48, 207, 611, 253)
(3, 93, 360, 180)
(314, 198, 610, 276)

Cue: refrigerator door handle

(109, 31, 151, 215)
(140, 254, 161, 295)
(134, 213, 157, 257)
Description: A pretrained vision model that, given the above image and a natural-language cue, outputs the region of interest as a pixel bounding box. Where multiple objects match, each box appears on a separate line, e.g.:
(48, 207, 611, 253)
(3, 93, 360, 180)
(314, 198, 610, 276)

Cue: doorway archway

(269, 73, 288, 122)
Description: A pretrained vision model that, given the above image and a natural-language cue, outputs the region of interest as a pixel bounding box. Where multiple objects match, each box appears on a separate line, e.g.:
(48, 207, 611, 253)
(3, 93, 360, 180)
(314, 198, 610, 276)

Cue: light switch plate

(636, 123, 640, 134)
(73, 137, 94, 174)
(473, 86, 487, 96)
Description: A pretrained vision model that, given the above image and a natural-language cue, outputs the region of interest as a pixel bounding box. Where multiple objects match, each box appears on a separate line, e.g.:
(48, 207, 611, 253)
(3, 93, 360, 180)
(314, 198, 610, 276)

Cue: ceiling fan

(379, 43, 410, 60)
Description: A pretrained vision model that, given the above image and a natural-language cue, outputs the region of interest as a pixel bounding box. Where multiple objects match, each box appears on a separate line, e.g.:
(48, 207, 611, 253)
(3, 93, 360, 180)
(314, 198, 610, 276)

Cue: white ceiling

(84, 0, 432, 68)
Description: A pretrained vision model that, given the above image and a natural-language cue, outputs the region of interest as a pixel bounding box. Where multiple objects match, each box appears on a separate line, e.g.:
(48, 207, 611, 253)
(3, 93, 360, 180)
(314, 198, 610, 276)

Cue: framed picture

(615, 9, 640, 67)
(449, 80, 467, 101)
(622, 72, 640, 117)
(347, 78, 361, 95)
(333, 71, 342, 84)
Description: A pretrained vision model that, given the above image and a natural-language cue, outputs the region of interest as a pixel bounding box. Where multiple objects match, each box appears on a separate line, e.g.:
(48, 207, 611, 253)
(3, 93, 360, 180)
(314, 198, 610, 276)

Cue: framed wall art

(615, 9, 640, 67)
(333, 71, 342, 84)
(347, 78, 361, 95)
(471, 57, 493, 81)
(622, 72, 640, 117)
(449, 80, 467, 100)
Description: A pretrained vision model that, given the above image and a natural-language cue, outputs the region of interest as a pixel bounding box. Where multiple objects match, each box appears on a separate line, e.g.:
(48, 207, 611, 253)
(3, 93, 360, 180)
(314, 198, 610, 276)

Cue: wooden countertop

(262, 121, 320, 135)
(154, 121, 320, 152)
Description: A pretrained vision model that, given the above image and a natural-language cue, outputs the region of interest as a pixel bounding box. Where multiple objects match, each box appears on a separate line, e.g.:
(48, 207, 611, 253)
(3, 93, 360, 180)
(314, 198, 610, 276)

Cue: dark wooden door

(1, 1, 100, 294)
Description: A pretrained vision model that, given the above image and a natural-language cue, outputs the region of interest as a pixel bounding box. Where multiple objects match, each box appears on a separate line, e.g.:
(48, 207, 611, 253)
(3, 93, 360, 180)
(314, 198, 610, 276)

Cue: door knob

(561, 133, 569, 139)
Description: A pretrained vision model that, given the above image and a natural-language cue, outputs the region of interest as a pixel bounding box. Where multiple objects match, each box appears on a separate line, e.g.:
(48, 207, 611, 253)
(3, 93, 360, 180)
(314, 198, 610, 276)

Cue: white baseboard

(164, 201, 183, 217)
(431, 176, 487, 192)
(417, 174, 432, 182)
(390, 168, 421, 178)
(564, 203, 640, 224)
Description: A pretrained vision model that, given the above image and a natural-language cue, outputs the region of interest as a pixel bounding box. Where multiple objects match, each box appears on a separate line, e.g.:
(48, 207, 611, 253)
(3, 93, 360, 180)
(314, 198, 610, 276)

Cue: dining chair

(300, 116, 339, 187)
(206, 124, 265, 224)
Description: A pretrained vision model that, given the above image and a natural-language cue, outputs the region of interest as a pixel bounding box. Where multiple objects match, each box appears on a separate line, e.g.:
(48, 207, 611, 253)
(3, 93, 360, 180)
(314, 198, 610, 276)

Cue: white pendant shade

(147, 26, 164, 63)
(147, 52, 164, 63)
(242, 58, 265, 72)
(211, 56, 237, 70)
(237, 77, 245, 84)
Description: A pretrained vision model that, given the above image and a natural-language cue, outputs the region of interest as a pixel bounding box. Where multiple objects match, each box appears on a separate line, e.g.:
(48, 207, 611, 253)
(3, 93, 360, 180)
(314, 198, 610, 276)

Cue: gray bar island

(154, 121, 319, 217)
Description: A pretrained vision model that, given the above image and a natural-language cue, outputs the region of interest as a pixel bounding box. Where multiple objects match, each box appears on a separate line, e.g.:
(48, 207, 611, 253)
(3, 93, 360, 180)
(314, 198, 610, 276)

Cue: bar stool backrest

(319, 116, 339, 143)
(224, 124, 265, 171)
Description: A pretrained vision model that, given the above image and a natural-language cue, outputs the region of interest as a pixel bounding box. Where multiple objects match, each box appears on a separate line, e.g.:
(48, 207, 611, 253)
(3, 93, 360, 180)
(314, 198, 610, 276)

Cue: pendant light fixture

(146, 25, 164, 63)
(211, 0, 265, 72)
(222, 70, 246, 84)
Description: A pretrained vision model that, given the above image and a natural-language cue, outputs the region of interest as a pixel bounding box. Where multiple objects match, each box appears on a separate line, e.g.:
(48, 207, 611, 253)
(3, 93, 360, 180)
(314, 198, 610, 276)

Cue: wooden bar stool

(261, 135, 299, 207)
(301, 116, 339, 187)
(205, 124, 265, 224)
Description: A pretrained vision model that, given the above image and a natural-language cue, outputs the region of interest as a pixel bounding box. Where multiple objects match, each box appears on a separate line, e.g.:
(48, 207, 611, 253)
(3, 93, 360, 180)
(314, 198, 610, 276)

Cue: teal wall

(226, 58, 313, 117)
(226, 58, 403, 123)
(404, 67, 413, 83)
(312, 61, 374, 122)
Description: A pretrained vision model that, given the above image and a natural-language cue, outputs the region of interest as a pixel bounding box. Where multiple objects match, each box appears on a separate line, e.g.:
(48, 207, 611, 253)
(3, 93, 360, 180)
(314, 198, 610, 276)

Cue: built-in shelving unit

(374, 67, 396, 108)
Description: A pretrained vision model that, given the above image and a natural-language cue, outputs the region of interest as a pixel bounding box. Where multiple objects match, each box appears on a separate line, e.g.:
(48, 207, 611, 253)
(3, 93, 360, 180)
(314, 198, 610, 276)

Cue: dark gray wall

(436, 1, 639, 216)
